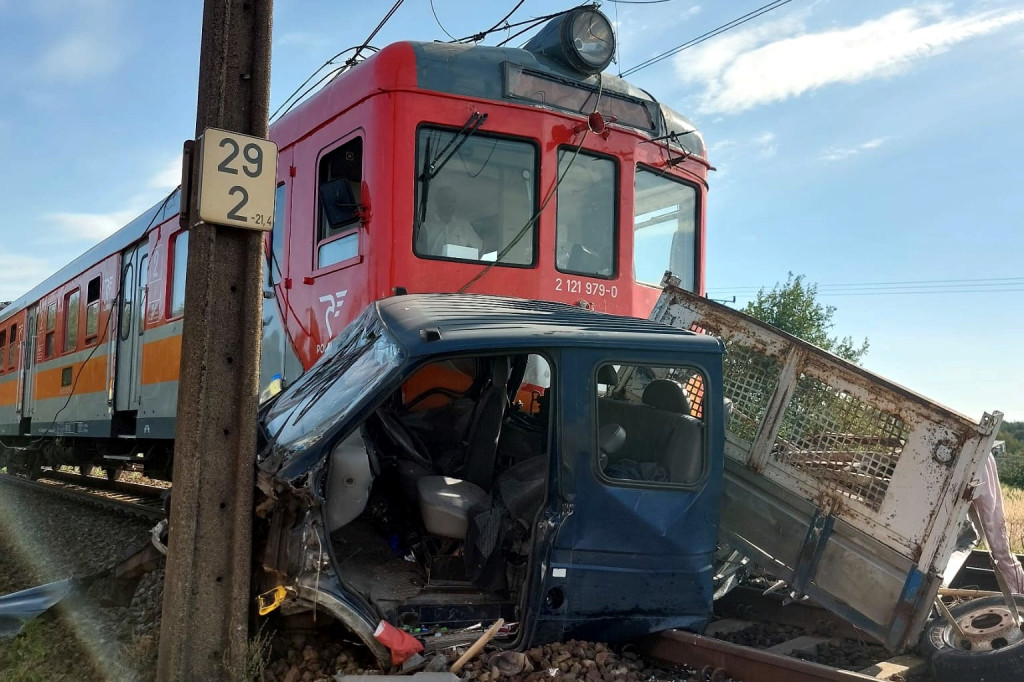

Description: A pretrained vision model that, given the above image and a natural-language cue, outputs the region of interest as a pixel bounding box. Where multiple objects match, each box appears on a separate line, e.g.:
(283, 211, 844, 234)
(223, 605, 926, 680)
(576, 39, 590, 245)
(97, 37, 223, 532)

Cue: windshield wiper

(417, 111, 488, 224)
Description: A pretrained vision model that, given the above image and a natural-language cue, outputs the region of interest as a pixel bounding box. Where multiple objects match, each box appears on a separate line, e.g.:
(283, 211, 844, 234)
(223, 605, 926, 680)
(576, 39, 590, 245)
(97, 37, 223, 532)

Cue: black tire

(921, 595, 1024, 682)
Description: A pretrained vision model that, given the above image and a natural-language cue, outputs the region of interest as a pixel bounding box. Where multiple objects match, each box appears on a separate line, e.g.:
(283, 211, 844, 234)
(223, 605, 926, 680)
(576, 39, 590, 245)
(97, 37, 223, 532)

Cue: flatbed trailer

(648, 274, 1003, 652)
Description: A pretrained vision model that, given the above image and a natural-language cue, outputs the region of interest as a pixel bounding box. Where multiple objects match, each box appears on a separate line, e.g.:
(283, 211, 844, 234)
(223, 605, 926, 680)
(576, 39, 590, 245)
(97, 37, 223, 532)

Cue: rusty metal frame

(650, 275, 1003, 650)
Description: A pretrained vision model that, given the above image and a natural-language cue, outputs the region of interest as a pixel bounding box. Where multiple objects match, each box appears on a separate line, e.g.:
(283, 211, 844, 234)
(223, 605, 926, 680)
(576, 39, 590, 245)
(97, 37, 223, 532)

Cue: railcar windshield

(556, 150, 616, 278)
(633, 168, 698, 290)
(414, 127, 537, 266)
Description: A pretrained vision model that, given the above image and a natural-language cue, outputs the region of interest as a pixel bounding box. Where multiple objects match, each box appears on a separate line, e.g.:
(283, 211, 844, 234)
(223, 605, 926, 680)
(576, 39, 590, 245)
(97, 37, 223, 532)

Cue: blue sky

(1, 0, 1022, 422)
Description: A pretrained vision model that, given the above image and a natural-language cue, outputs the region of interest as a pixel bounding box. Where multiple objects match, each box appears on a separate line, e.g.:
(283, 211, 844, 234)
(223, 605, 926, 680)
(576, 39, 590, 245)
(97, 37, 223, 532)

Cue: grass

(1001, 485, 1024, 554)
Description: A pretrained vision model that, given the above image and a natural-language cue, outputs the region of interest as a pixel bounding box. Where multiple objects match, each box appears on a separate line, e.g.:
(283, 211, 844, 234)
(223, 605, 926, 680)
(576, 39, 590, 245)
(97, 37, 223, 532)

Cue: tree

(743, 272, 869, 364)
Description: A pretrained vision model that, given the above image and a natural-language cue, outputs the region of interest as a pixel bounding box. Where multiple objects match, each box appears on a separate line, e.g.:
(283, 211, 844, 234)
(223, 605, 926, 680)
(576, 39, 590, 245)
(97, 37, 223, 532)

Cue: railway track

(0, 469, 166, 521)
(642, 585, 929, 682)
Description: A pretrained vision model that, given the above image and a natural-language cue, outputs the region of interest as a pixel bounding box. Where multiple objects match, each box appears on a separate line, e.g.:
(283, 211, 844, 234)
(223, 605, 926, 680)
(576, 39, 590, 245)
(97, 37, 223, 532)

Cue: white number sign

(196, 128, 278, 231)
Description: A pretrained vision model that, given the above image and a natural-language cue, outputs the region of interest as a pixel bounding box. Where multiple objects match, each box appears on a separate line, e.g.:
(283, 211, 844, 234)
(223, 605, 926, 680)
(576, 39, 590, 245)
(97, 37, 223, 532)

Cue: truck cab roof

(375, 293, 725, 358)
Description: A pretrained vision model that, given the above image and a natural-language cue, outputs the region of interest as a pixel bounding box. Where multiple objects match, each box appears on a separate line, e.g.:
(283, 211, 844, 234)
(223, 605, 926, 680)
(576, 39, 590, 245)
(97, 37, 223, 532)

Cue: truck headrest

(642, 379, 690, 414)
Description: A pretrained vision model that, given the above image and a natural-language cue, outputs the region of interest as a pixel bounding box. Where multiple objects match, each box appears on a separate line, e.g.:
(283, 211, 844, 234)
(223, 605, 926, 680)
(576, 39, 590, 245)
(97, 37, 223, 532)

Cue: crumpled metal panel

(0, 579, 71, 639)
(650, 275, 1002, 650)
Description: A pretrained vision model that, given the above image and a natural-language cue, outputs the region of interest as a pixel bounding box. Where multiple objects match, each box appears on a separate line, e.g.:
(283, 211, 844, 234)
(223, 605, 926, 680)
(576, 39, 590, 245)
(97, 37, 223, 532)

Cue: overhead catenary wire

(270, 0, 405, 123)
(709, 276, 1024, 294)
(429, 0, 458, 41)
(620, 0, 796, 77)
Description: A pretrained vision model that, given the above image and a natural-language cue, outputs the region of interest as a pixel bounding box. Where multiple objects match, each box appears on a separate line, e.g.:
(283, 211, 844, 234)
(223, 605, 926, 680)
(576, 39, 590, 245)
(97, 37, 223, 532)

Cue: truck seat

(417, 476, 491, 539)
(598, 379, 704, 484)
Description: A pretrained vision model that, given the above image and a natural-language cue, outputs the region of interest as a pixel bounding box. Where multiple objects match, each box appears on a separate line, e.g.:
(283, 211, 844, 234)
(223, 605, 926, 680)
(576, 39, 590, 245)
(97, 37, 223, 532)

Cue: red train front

(0, 8, 709, 477)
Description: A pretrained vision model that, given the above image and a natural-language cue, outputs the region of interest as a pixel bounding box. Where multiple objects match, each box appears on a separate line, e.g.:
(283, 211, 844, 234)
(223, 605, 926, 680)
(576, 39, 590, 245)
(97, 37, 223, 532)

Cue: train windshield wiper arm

(416, 112, 488, 225)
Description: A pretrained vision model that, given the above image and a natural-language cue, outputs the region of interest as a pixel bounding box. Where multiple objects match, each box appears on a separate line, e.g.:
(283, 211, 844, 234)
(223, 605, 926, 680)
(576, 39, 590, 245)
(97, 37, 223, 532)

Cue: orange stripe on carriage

(35, 356, 108, 400)
(0, 378, 17, 407)
(141, 335, 182, 385)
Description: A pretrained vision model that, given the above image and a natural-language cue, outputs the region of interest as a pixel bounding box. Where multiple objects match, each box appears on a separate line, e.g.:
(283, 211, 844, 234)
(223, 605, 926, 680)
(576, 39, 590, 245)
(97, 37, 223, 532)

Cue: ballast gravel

(0, 480, 158, 680)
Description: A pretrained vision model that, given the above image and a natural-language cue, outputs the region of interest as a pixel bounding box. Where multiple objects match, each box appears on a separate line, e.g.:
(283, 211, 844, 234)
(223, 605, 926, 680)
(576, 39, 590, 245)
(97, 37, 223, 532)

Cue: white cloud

(676, 6, 1024, 114)
(34, 0, 126, 82)
(0, 254, 56, 302)
(819, 137, 889, 162)
(46, 209, 140, 242)
(43, 158, 180, 242)
(149, 156, 183, 192)
(38, 33, 123, 81)
(753, 131, 777, 159)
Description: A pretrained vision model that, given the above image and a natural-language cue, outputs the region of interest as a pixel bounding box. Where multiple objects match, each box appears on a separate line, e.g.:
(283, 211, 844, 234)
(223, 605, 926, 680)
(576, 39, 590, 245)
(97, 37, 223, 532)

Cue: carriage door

(115, 243, 148, 411)
(18, 307, 37, 420)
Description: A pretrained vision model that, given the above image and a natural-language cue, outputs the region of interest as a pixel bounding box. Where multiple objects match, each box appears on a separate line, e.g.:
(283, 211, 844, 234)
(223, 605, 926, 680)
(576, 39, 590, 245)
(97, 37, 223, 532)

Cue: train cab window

(64, 290, 80, 353)
(555, 150, 616, 278)
(414, 127, 537, 266)
(596, 363, 706, 487)
(8, 323, 16, 368)
(317, 137, 362, 269)
(44, 302, 56, 358)
(0, 330, 6, 372)
(634, 169, 697, 290)
(170, 232, 188, 318)
(86, 277, 101, 339)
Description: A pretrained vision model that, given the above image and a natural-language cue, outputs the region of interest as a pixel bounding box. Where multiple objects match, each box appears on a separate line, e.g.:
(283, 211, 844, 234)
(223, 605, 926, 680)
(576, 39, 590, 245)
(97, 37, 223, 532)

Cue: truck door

(18, 307, 37, 421)
(115, 243, 148, 411)
(532, 351, 725, 643)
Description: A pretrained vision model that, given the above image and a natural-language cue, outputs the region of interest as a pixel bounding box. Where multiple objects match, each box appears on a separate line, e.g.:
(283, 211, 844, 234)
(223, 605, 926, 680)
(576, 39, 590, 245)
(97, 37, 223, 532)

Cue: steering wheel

(375, 410, 434, 471)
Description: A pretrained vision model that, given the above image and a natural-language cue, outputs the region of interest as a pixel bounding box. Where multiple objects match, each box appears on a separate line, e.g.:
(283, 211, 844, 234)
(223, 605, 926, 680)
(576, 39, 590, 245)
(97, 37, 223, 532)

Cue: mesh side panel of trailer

(720, 344, 782, 446)
(771, 374, 909, 511)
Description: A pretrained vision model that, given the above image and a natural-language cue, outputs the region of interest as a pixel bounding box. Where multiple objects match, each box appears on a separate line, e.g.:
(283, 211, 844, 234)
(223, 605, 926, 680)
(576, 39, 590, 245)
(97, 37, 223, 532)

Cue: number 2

(218, 138, 239, 174)
(227, 186, 249, 222)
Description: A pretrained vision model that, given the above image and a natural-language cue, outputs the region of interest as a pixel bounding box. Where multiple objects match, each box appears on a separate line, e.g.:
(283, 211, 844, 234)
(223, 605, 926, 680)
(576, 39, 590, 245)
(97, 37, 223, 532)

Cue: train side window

(86, 276, 101, 340)
(8, 323, 16, 368)
(268, 183, 287, 286)
(0, 330, 6, 373)
(169, 232, 188, 318)
(634, 168, 697, 290)
(45, 302, 57, 358)
(556, 150, 617, 279)
(64, 289, 80, 353)
(317, 137, 362, 269)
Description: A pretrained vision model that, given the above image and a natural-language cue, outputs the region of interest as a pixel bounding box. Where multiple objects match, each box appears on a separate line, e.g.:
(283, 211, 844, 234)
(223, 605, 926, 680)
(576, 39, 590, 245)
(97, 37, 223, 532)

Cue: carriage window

(317, 137, 362, 268)
(0, 330, 6, 372)
(170, 232, 188, 318)
(414, 127, 537, 266)
(595, 363, 706, 487)
(64, 290, 80, 353)
(556, 151, 616, 278)
(86, 277, 101, 339)
(634, 169, 697, 290)
(267, 183, 287, 286)
(8, 324, 16, 368)
(45, 302, 56, 358)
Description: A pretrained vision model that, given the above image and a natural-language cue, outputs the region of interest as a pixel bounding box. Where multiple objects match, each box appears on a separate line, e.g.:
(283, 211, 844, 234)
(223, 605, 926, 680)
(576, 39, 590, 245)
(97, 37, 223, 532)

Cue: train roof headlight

(524, 8, 616, 76)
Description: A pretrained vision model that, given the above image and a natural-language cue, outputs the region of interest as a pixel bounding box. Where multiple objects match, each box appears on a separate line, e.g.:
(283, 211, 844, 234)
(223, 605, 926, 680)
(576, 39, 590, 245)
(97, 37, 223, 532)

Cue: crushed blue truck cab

(254, 294, 725, 666)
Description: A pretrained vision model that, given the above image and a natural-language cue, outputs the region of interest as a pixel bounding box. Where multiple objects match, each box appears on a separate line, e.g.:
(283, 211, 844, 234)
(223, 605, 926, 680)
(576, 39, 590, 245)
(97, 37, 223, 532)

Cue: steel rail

(642, 629, 880, 682)
(0, 472, 165, 521)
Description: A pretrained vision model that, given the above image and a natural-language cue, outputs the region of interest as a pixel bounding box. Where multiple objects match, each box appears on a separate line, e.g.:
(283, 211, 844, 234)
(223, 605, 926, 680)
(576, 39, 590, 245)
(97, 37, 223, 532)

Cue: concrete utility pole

(157, 1, 273, 680)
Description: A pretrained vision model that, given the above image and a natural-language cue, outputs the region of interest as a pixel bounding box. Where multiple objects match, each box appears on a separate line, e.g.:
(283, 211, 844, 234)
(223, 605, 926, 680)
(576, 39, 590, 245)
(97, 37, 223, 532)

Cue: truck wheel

(921, 595, 1024, 682)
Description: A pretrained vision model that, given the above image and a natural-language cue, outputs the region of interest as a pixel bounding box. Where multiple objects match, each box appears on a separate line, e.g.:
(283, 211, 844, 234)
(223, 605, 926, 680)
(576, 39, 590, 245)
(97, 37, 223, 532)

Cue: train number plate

(196, 128, 279, 231)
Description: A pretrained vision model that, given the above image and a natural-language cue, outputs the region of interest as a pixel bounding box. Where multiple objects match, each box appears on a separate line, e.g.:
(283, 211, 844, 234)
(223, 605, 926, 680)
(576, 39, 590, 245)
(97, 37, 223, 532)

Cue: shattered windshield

(261, 309, 403, 470)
